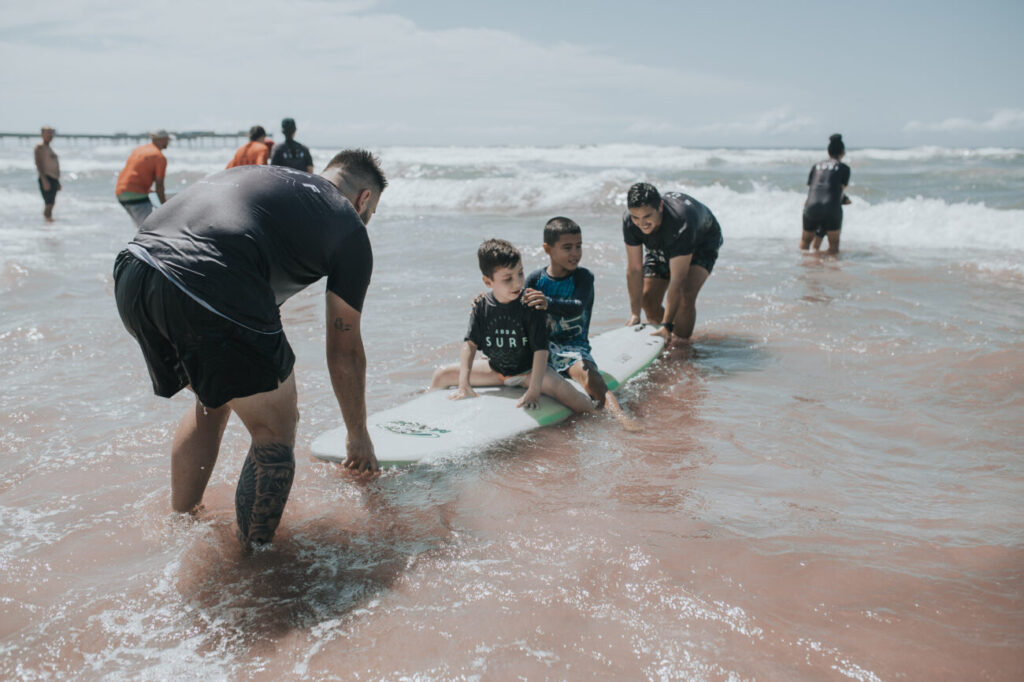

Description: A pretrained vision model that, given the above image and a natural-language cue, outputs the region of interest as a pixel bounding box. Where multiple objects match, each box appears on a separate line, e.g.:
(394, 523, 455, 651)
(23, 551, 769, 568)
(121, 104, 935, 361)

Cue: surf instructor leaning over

(623, 182, 723, 342)
(113, 150, 387, 546)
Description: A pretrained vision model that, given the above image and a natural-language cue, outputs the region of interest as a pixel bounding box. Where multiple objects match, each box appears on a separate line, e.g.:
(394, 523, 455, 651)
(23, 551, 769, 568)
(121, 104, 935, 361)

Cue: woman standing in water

(801, 133, 851, 255)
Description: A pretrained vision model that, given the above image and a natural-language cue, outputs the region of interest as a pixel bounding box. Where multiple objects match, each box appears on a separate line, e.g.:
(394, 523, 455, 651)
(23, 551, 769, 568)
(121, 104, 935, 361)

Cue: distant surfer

(801, 133, 851, 255)
(622, 183, 723, 342)
(270, 118, 314, 173)
(34, 126, 60, 222)
(526, 217, 636, 428)
(430, 238, 596, 414)
(227, 125, 271, 168)
(115, 130, 170, 228)
(113, 150, 387, 546)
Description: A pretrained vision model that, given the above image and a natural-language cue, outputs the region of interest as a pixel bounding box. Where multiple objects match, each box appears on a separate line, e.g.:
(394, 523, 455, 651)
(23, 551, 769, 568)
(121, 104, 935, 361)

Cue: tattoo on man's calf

(235, 442, 295, 545)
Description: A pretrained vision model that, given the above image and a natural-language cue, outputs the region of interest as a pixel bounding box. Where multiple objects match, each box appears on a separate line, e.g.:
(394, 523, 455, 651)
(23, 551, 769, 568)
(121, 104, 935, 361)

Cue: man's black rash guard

(129, 165, 372, 333)
(622, 192, 719, 259)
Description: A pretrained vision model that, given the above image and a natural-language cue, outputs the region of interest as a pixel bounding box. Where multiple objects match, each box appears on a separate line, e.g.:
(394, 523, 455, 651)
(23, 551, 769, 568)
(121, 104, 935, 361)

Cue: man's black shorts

(643, 218, 723, 279)
(802, 205, 843, 237)
(38, 176, 60, 205)
(113, 250, 295, 408)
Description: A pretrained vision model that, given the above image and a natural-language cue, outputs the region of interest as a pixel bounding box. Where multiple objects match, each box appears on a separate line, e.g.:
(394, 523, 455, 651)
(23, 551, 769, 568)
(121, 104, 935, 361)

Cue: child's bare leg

(430, 360, 503, 389)
(568, 359, 608, 408)
(430, 365, 460, 389)
(535, 367, 595, 413)
(602, 391, 641, 432)
(569, 360, 640, 431)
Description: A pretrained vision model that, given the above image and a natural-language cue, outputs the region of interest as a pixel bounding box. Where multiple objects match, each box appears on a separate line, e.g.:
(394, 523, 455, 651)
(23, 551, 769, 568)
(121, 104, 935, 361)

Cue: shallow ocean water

(1, 142, 1022, 680)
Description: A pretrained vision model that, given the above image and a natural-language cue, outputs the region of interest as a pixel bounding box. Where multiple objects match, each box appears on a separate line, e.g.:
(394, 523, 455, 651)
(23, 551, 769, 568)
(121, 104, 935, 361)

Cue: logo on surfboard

(379, 420, 451, 438)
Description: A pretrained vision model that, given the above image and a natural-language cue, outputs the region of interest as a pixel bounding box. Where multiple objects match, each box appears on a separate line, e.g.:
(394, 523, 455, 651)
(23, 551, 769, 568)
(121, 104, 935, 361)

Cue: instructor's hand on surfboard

(343, 431, 380, 473)
(651, 325, 672, 342)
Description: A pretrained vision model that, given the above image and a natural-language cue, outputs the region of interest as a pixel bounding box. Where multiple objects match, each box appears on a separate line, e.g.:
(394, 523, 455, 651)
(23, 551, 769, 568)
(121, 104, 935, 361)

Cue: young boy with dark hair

(430, 238, 595, 413)
(526, 217, 635, 428)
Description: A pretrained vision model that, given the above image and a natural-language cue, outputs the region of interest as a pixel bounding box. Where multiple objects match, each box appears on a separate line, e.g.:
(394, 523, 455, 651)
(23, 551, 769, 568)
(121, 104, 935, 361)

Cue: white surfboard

(311, 324, 664, 466)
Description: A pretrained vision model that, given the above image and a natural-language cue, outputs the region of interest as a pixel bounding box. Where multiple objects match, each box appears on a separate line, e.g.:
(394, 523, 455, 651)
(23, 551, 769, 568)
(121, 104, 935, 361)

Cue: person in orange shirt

(227, 126, 271, 168)
(116, 130, 170, 228)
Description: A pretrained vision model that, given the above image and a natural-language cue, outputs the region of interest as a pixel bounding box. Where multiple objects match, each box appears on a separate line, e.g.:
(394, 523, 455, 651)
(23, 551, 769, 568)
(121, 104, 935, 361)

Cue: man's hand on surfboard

(522, 288, 548, 310)
(343, 432, 380, 473)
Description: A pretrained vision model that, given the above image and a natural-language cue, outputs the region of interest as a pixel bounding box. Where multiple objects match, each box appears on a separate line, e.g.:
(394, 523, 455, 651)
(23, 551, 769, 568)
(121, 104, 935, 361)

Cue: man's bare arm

(155, 177, 167, 204)
(660, 253, 693, 333)
(325, 291, 378, 472)
(625, 243, 645, 324)
(34, 146, 50, 189)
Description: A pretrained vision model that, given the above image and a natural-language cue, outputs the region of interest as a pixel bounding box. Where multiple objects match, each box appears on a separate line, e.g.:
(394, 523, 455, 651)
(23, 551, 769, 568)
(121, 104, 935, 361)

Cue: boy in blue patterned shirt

(526, 217, 634, 427)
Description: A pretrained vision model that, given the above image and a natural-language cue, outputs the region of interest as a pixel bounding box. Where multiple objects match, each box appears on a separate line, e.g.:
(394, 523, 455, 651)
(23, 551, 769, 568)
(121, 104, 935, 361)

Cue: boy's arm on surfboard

(516, 349, 549, 409)
(450, 340, 479, 400)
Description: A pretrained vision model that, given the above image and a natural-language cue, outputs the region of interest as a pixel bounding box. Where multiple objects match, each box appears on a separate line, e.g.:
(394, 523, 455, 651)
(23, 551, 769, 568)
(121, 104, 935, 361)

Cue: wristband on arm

(662, 322, 674, 334)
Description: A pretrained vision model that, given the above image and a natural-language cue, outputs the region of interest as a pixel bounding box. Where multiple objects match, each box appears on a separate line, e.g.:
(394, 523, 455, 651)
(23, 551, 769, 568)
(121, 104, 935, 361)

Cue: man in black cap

(270, 117, 314, 173)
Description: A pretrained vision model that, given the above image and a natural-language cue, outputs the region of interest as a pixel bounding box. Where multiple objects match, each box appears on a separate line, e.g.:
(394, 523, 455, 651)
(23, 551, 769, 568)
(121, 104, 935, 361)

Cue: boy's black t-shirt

(464, 291, 549, 376)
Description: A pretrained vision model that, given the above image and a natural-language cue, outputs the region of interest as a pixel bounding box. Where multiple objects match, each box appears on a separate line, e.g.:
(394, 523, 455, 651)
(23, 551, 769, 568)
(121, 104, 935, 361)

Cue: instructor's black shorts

(803, 205, 842, 237)
(113, 250, 295, 409)
(38, 176, 60, 205)
(643, 218, 723, 278)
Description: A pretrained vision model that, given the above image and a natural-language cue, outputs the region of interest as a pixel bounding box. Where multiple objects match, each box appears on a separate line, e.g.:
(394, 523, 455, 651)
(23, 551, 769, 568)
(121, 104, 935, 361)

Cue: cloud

(0, 0, 797, 145)
(691, 108, 816, 137)
(904, 109, 1024, 133)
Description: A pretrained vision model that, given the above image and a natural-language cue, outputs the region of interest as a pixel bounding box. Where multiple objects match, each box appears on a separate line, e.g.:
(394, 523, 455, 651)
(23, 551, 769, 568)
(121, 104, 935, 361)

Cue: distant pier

(0, 131, 249, 147)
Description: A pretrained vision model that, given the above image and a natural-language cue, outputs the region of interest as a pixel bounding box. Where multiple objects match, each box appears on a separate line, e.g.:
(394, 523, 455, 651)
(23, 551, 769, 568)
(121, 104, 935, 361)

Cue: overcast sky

(2, 0, 1022, 147)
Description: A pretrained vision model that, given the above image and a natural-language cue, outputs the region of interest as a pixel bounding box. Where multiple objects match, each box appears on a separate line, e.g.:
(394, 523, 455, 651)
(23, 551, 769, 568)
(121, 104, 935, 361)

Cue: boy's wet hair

(543, 216, 581, 245)
(249, 125, 267, 141)
(478, 238, 521, 278)
(627, 182, 661, 209)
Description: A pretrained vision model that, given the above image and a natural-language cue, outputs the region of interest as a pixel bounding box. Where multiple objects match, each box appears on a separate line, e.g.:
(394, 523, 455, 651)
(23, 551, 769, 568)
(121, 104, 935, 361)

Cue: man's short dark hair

(627, 182, 661, 209)
(324, 149, 388, 194)
(281, 118, 296, 133)
(478, 238, 521, 278)
(249, 125, 267, 141)
(543, 216, 581, 245)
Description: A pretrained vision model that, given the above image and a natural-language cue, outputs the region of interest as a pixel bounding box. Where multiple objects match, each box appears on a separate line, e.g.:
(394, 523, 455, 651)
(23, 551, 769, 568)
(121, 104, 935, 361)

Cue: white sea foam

(1, 143, 1021, 257)
(0, 178, 1021, 255)
(3, 142, 1019, 176)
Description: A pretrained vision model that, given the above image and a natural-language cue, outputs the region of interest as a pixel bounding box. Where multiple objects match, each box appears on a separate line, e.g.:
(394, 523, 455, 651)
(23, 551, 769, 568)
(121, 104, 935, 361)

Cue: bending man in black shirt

(623, 183, 723, 342)
(113, 150, 387, 546)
